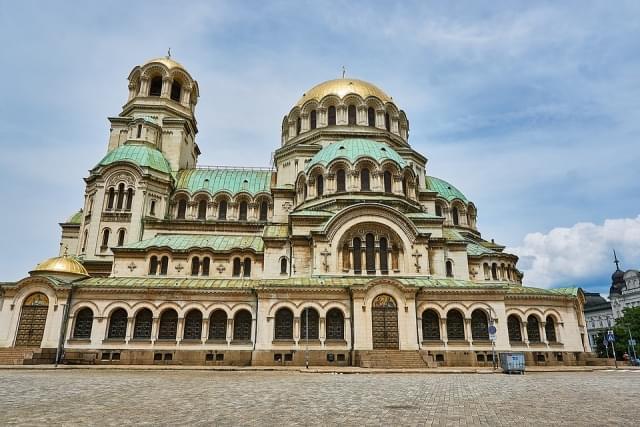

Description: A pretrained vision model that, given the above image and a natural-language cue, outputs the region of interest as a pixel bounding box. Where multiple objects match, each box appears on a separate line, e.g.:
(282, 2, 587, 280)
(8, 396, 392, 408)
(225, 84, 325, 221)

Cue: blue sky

(1, 1, 639, 295)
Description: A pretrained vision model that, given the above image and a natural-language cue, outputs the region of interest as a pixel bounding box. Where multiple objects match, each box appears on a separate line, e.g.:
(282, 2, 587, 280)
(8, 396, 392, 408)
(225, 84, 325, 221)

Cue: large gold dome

(143, 56, 185, 70)
(296, 78, 392, 107)
(31, 255, 89, 278)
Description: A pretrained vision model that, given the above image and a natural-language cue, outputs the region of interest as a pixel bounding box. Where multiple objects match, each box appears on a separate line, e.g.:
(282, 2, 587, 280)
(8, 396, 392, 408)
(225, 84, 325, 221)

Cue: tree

(609, 307, 640, 359)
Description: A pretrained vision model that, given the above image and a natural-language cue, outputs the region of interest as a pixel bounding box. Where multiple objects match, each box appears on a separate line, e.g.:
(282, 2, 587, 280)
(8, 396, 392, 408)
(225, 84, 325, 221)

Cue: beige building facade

(0, 57, 590, 367)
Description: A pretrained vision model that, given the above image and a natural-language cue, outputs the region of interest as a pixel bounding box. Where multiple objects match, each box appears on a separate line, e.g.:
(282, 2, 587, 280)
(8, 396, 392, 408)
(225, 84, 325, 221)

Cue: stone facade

(0, 56, 590, 367)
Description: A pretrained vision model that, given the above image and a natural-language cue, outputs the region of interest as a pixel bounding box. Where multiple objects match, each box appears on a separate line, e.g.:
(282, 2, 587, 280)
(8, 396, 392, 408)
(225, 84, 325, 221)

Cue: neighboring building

(0, 57, 590, 367)
(582, 292, 613, 348)
(609, 254, 640, 319)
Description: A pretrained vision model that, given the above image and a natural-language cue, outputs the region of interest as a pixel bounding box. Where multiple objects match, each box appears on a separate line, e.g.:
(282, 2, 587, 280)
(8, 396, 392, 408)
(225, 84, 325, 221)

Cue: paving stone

(0, 370, 638, 425)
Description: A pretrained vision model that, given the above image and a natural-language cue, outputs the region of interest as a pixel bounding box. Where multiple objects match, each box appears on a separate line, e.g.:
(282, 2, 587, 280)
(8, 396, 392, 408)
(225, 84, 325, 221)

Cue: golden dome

(143, 56, 185, 71)
(31, 254, 89, 278)
(296, 78, 392, 108)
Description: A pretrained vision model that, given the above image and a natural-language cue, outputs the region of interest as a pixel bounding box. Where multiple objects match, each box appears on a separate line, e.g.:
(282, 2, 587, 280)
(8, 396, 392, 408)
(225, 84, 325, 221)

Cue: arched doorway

(15, 293, 49, 347)
(371, 294, 399, 349)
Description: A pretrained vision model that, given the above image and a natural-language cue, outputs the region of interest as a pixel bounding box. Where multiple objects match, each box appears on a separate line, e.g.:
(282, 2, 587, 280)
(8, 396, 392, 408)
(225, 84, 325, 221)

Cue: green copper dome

(96, 143, 172, 174)
(305, 139, 407, 172)
(425, 176, 468, 202)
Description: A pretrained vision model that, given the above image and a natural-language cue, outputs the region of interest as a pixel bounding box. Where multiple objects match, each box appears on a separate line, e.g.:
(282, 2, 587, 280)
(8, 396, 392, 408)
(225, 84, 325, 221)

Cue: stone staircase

(358, 350, 430, 368)
(0, 347, 56, 365)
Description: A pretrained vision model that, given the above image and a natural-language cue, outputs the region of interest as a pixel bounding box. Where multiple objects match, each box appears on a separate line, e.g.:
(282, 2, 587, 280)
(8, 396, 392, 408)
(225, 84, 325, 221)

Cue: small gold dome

(31, 254, 89, 278)
(296, 78, 392, 108)
(143, 56, 185, 71)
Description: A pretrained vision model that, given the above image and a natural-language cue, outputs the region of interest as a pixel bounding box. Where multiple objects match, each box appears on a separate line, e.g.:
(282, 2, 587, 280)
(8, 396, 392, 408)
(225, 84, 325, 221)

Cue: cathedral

(0, 57, 590, 367)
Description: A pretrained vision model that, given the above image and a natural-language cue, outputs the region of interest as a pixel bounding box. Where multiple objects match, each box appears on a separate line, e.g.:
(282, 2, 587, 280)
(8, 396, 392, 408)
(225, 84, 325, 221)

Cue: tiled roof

(74, 276, 572, 298)
(425, 176, 468, 202)
(118, 234, 264, 253)
(549, 287, 580, 297)
(262, 224, 289, 239)
(175, 168, 273, 196)
(305, 139, 407, 172)
(442, 228, 466, 242)
(466, 242, 496, 256)
(97, 143, 172, 174)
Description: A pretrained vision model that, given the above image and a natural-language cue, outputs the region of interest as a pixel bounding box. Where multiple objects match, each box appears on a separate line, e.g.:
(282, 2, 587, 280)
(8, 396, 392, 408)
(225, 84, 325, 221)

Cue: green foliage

(593, 307, 640, 359)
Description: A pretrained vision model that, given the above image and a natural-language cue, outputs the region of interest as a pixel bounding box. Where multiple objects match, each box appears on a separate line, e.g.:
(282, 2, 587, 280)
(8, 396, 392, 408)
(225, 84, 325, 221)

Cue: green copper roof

(263, 224, 289, 239)
(549, 287, 580, 297)
(466, 242, 496, 256)
(97, 143, 172, 174)
(305, 139, 407, 172)
(64, 210, 83, 224)
(175, 168, 273, 196)
(119, 234, 264, 253)
(73, 276, 575, 298)
(425, 176, 468, 202)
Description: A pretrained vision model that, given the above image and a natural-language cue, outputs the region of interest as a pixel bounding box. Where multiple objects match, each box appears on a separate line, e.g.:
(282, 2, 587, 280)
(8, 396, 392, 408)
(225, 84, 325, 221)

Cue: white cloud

(509, 216, 640, 288)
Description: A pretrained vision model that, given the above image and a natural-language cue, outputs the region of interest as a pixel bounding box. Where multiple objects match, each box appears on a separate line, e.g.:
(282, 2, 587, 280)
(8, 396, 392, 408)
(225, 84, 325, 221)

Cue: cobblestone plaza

(0, 370, 638, 425)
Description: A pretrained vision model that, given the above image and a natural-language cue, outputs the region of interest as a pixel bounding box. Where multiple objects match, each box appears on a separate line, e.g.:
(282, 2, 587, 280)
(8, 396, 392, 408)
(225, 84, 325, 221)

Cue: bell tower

(106, 55, 201, 171)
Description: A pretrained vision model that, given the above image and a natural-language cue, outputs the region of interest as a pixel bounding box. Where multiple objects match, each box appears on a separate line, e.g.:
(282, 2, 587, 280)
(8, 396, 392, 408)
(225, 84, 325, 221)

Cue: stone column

(521, 321, 529, 344)
(151, 317, 160, 342)
(440, 318, 448, 343)
(125, 317, 134, 341)
(176, 317, 185, 342)
(464, 318, 472, 343)
(201, 317, 209, 343)
(227, 318, 234, 343)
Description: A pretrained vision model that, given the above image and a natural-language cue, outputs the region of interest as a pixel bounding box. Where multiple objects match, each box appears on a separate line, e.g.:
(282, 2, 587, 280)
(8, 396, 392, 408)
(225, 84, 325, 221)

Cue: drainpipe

(251, 288, 259, 366)
(56, 283, 76, 366)
(349, 288, 355, 366)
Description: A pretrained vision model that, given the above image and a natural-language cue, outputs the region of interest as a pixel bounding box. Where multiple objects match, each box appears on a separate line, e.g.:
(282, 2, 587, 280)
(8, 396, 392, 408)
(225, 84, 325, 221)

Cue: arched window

(527, 315, 541, 342)
(116, 183, 125, 210)
(328, 106, 336, 126)
(471, 310, 489, 340)
(232, 257, 242, 277)
(208, 310, 227, 340)
(326, 308, 344, 340)
(360, 168, 370, 191)
(280, 258, 288, 275)
(491, 263, 498, 280)
(107, 188, 115, 210)
(367, 107, 375, 127)
(107, 308, 127, 339)
(545, 316, 557, 342)
(150, 200, 156, 216)
(234, 310, 252, 341)
(336, 169, 346, 192)
(218, 200, 227, 220)
(391, 244, 400, 271)
(402, 177, 408, 197)
(274, 308, 293, 340)
(81, 230, 88, 253)
(136, 124, 142, 138)
(177, 199, 187, 219)
(422, 309, 440, 340)
(117, 229, 126, 247)
(435, 204, 442, 217)
(296, 117, 301, 135)
(348, 105, 357, 125)
(483, 263, 490, 280)
(300, 308, 319, 340)
(133, 308, 152, 339)
(160, 256, 169, 275)
(353, 237, 362, 274)
(202, 257, 210, 276)
(342, 242, 350, 271)
(365, 233, 375, 275)
(149, 76, 163, 96)
(197, 200, 207, 220)
(238, 201, 248, 221)
(183, 310, 202, 340)
(383, 170, 392, 193)
(125, 188, 133, 211)
(384, 112, 390, 131)
(243, 258, 252, 277)
(507, 315, 522, 342)
(149, 256, 158, 275)
(259, 201, 268, 221)
(191, 257, 200, 276)
(158, 309, 178, 340)
(316, 175, 324, 197)
(445, 260, 454, 278)
(379, 237, 389, 275)
(73, 308, 93, 339)
(446, 310, 465, 340)
(310, 110, 317, 129)
(101, 228, 110, 248)
(452, 207, 459, 226)
(170, 80, 181, 102)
